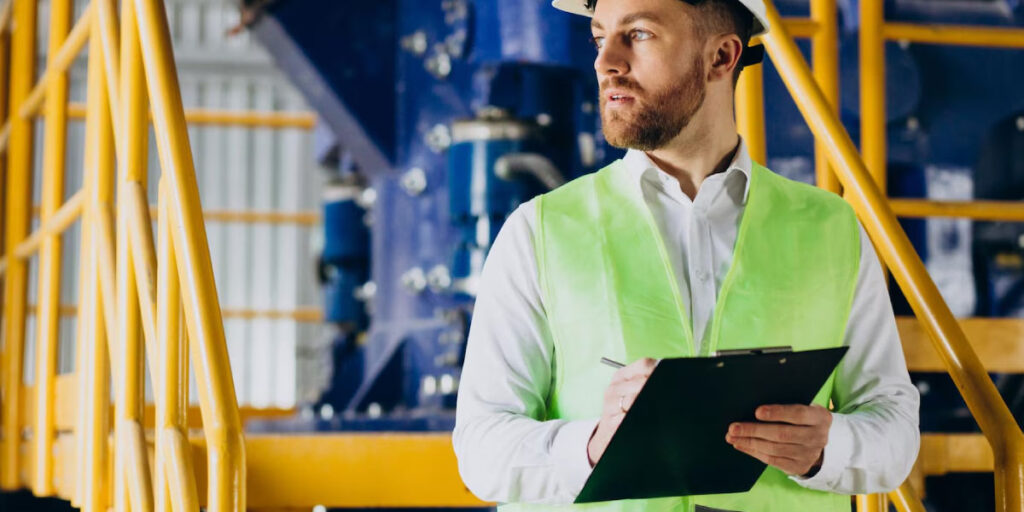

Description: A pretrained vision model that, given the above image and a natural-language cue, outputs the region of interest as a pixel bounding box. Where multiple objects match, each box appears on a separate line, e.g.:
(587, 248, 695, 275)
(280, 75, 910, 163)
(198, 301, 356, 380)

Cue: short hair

(584, 0, 754, 86)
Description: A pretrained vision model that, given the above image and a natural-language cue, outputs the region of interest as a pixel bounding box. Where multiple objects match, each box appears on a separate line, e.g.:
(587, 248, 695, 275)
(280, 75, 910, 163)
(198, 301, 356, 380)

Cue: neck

(643, 101, 740, 201)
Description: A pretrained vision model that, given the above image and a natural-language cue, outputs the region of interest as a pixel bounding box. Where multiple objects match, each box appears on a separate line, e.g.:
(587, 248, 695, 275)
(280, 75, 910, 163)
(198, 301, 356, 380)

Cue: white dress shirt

(453, 140, 921, 505)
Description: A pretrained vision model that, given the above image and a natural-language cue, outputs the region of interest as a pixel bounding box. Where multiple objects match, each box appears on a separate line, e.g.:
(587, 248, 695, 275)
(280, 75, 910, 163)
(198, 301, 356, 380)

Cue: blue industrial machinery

(241, 0, 1024, 508)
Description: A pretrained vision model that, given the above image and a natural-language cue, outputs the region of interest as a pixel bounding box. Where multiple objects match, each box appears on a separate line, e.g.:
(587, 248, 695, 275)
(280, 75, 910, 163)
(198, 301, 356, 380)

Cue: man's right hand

(587, 357, 658, 466)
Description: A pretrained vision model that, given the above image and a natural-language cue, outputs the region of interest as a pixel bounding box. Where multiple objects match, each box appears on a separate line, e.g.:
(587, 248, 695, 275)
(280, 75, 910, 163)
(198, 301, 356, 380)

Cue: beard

(599, 57, 707, 151)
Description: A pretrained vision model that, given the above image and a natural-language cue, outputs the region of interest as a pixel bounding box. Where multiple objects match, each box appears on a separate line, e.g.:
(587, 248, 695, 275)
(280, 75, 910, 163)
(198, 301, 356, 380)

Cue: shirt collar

(621, 136, 753, 205)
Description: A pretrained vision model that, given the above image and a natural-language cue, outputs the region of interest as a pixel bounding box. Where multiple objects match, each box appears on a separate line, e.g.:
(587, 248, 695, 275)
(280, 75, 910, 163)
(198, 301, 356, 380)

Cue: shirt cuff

(789, 412, 853, 492)
(551, 418, 600, 497)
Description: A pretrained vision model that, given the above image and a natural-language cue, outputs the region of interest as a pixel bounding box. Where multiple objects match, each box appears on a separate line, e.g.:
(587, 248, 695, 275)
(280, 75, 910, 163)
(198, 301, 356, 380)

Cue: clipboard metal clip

(714, 346, 793, 357)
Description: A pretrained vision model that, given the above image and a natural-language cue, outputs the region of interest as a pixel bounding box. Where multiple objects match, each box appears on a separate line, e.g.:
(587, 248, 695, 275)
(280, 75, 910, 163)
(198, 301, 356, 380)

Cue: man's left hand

(725, 404, 832, 477)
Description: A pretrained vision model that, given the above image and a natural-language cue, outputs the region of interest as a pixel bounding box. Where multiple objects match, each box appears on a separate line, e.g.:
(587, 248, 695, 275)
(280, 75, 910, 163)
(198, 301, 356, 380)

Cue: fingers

(726, 422, 824, 446)
(754, 404, 831, 427)
(730, 441, 807, 476)
(610, 357, 658, 384)
(728, 435, 805, 460)
(602, 379, 646, 416)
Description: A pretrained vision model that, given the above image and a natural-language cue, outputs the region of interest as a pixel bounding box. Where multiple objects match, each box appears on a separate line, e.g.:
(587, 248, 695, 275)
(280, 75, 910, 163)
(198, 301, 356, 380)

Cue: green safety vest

(506, 159, 860, 512)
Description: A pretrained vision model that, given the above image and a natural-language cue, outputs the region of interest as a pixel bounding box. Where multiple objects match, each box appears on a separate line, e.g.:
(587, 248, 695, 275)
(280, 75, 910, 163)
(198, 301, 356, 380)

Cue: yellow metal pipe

(127, 182, 161, 376)
(164, 428, 199, 512)
(751, 17, 819, 44)
(9, 190, 83, 261)
(1, 0, 37, 489)
(124, 422, 155, 512)
(32, 0, 74, 494)
(735, 47, 766, 164)
(45, 303, 325, 323)
(889, 481, 927, 512)
(810, 0, 841, 194)
(79, 23, 115, 511)
(157, 178, 198, 512)
(17, 3, 93, 120)
(761, 2, 1024, 511)
(132, 0, 247, 509)
(889, 198, 1024, 222)
(95, 0, 122, 156)
(0, 1, 8, 176)
(859, 0, 886, 192)
(884, 22, 1024, 49)
(66, 103, 318, 129)
(95, 205, 119, 378)
(855, 494, 888, 512)
(115, 0, 153, 509)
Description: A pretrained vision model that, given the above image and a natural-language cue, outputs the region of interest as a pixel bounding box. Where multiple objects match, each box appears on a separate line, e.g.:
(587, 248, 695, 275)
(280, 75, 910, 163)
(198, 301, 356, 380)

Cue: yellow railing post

(889, 481, 927, 512)
(760, 2, 1024, 511)
(78, 13, 116, 510)
(32, 0, 73, 495)
(810, 0, 841, 194)
(0, 0, 10, 246)
(735, 47, 766, 164)
(859, 0, 886, 191)
(131, 0, 246, 508)
(157, 178, 199, 512)
(856, 493, 888, 512)
(0, 0, 37, 489)
(113, 0, 155, 510)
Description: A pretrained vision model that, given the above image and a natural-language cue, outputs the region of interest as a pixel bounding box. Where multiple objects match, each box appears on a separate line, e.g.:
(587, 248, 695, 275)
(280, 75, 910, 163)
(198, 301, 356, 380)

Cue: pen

(600, 357, 625, 369)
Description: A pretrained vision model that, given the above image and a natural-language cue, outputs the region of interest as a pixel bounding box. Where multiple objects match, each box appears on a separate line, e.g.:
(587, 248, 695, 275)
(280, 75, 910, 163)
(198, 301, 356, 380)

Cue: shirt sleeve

(790, 222, 921, 494)
(452, 200, 598, 505)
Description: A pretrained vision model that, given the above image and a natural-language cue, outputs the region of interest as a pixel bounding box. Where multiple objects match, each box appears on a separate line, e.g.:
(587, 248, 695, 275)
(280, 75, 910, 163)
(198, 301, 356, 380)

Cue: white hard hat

(552, 0, 769, 38)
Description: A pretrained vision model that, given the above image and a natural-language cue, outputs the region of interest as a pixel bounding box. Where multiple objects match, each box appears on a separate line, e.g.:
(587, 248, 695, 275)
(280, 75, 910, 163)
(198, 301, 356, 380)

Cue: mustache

(599, 76, 643, 94)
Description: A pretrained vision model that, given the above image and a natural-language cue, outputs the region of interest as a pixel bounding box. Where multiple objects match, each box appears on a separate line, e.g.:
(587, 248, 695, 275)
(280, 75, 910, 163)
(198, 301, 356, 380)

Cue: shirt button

(698, 270, 710, 283)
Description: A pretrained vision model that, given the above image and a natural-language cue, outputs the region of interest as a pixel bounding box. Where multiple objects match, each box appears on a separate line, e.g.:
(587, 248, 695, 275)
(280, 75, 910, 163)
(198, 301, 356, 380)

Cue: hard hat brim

(551, 0, 769, 38)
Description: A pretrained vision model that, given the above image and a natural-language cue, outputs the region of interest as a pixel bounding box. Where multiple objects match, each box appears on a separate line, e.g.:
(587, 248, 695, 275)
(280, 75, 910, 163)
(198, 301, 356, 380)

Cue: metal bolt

(898, 39, 910, 50)
(313, 505, 327, 512)
(353, 281, 377, 302)
(427, 264, 452, 292)
(1016, 116, 1024, 131)
(367, 403, 383, 419)
(401, 167, 428, 196)
(357, 187, 377, 209)
(445, 31, 467, 58)
(916, 381, 930, 395)
(401, 267, 428, 294)
(423, 376, 438, 396)
(581, 102, 595, 114)
(319, 403, 335, 421)
(439, 374, 458, 394)
(906, 117, 919, 132)
(425, 124, 452, 152)
(536, 113, 552, 127)
(400, 30, 428, 56)
(425, 51, 452, 79)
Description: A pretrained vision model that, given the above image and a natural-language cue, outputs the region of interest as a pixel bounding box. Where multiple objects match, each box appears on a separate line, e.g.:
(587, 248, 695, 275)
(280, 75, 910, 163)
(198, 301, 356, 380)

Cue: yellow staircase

(0, 0, 1022, 511)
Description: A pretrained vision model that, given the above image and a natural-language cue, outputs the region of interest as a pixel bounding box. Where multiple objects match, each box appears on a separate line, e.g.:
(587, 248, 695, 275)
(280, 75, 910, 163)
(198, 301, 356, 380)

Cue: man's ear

(708, 33, 743, 82)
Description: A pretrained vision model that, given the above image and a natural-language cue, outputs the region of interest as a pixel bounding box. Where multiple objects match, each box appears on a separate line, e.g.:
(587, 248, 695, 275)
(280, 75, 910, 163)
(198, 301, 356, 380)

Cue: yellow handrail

(1, 0, 38, 488)
(1, 0, 244, 507)
(132, 0, 247, 509)
(32, 0, 73, 494)
(760, 2, 1024, 511)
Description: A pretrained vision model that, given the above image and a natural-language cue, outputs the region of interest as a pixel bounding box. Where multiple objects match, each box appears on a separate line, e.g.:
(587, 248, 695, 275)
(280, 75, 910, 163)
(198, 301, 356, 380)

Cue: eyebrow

(591, 11, 664, 30)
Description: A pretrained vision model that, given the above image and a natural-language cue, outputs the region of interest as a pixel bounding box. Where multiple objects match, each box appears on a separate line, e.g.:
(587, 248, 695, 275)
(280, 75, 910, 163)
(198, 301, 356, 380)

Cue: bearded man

(453, 1, 920, 510)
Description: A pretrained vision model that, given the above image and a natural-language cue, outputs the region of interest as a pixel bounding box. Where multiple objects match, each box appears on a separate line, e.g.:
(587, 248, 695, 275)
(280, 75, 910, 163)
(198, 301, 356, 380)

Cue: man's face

(590, 0, 708, 151)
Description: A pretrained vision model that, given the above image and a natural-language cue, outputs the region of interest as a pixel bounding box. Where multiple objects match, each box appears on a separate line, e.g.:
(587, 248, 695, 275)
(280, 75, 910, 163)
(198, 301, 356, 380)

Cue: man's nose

(594, 39, 629, 77)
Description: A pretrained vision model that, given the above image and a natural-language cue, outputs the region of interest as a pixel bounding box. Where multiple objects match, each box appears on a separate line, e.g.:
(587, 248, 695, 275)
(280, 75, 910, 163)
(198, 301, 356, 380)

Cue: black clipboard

(575, 346, 848, 504)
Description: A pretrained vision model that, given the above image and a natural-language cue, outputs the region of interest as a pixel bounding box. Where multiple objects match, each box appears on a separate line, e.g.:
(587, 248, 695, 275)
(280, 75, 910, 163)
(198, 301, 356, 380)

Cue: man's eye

(590, 36, 605, 49)
(631, 30, 652, 41)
